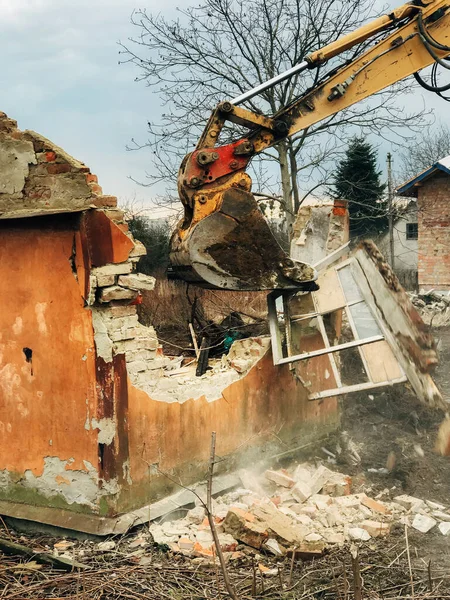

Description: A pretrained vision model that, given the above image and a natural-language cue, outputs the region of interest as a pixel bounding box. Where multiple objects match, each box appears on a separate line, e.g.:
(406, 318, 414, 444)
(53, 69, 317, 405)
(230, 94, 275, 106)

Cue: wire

(414, 11, 450, 99)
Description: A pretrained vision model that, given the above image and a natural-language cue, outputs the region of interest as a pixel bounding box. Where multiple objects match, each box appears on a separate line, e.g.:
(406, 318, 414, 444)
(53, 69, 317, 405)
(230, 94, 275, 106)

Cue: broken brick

(99, 286, 138, 303)
(222, 507, 268, 549)
(361, 520, 390, 538)
(264, 470, 295, 488)
(45, 151, 56, 162)
(291, 481, 312, 503)
(361, 497, 390, 515)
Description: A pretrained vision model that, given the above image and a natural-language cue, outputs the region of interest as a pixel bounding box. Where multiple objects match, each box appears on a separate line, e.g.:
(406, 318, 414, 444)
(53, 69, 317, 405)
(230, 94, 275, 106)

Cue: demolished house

(0, 112, 444, 536)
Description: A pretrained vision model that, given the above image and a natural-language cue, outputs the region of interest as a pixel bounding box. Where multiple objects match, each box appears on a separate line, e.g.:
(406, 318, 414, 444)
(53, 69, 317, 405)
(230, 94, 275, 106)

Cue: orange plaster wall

(127, 351, 339, 490)
(0, 218, 99, 476)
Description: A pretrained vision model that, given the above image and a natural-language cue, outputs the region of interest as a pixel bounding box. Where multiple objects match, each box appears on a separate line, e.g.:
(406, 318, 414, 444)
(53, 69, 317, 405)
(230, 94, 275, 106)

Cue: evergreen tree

(332, 138, 387, 238)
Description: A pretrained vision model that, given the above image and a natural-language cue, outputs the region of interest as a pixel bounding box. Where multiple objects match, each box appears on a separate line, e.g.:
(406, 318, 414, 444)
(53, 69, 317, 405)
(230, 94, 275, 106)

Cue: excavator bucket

(169, 187, 318, 291)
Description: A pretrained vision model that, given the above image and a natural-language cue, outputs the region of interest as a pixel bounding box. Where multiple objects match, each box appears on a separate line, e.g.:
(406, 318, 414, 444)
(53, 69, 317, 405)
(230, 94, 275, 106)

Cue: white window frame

(268, 256, 407, 400)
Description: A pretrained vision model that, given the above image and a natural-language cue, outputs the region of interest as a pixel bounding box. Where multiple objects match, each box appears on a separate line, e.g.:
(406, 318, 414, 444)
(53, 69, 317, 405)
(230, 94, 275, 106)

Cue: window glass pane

(406, 223, 418, 240)
(322, 310, 355, 347)
(337, 265, 363, 303)
(349, 302, 382, 339)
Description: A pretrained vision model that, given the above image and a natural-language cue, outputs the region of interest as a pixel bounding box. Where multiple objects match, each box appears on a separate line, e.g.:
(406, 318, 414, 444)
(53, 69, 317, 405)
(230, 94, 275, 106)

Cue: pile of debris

(148, 462, 450, 562)
(410, 290, 450, 327)
(140, 337, 270, 403)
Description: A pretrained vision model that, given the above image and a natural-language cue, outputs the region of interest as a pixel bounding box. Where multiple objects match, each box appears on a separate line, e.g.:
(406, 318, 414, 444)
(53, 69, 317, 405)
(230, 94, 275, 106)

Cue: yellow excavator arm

(169, 0, 450, 291)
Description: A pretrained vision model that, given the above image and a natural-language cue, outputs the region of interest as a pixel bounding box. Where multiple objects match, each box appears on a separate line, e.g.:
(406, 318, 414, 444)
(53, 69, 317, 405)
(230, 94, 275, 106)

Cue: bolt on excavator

(168, 0, 450, 291)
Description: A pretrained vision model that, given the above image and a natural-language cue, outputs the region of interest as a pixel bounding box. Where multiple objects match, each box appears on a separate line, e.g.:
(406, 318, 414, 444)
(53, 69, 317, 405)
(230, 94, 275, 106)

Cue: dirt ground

(323, 325, 450, 571)
(1, 329, 450, 598)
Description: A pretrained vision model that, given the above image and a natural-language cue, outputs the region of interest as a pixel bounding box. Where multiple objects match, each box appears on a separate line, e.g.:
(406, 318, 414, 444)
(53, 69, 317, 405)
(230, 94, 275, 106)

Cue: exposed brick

(92, 195, 118, 208)
(47, 163, 71, 175)
(45, 151, 57, 162)
(417, 174, 450, 292)
(89, 182, 103, 195)
(86, 173, 98, 184)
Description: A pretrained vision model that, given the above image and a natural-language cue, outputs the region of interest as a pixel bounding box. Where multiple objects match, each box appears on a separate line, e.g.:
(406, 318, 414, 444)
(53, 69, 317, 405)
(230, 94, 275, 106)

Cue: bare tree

(399, 123, 450, 181)
(120, 0, 429, 231)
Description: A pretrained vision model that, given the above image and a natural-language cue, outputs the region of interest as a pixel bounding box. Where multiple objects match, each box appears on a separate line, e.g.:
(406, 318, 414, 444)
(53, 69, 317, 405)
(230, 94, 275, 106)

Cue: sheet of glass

(349, 301, 382, 339)
(322, 310, 355, 347)
(337, 265, 364, 304)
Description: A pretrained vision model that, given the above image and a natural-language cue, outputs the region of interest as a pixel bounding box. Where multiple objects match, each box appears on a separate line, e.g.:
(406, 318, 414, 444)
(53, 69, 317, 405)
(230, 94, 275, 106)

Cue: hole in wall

(98, 443, 105, 471)
(23, 347, 33, 376)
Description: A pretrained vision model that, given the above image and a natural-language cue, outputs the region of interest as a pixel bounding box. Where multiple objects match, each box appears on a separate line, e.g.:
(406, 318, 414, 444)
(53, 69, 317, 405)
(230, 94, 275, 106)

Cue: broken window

(268, 255, 407, 399)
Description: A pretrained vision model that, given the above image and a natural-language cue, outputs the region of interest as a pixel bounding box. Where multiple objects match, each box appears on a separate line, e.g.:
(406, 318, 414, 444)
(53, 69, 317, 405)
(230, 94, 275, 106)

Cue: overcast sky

(1, 0, 448, 214)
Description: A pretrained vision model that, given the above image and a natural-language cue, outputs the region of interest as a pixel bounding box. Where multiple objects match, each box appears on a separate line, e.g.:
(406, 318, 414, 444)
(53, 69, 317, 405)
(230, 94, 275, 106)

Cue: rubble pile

(148, 463, 450, 561)
(140, 337, 270, 403)
(410, 290, 450, 327)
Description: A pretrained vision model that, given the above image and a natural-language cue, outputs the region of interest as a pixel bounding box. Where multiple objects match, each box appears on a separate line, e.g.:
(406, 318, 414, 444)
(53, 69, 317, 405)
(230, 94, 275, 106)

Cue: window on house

(406, 223, 418, 240)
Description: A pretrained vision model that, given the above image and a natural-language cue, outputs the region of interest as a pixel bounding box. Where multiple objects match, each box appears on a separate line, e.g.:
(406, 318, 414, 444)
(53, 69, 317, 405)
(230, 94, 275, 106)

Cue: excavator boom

(169, 0, 450, 290)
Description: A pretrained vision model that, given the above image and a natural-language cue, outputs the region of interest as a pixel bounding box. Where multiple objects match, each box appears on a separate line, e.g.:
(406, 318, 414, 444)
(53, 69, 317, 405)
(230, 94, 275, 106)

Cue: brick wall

(418, 172, 450, 291)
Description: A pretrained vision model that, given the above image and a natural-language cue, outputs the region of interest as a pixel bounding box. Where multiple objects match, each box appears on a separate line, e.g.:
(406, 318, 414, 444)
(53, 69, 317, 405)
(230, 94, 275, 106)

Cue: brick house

(397, 155, 450, 293)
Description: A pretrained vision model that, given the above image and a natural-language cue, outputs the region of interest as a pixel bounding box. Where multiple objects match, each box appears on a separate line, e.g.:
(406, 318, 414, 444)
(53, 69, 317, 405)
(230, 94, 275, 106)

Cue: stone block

(263, 538, 285, 556)
(99, 286, 137, 303)
(412, 514, 437, 533)
(394, 495, 425, 512)
(293, 466, 312, 483)
(96, 273, 116, 287)
(107, 305, 137, 318)
(291, 481, 312, 503)
(109, 315, 139, 330)
(432, 511, 450, 522)
(118, 273, 156, 291)
(93, 262, 132, 277)
(110, 327, 139, 342)
(438, 522, 450, 535)
(335, 494, 366, 509)
(130, 239, 147, 257)
(322, 472, 352, 497)
(128, 348, 157, 362)
(251, 503, 307, 546)
(264, 470, 295, 488)
(308, 466, 333, 495)
(348, 528, 371, 541)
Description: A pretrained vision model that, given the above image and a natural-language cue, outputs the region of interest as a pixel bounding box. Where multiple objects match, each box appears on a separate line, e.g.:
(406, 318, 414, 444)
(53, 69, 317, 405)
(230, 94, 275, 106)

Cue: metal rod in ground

(206, 431, 240, 600)
(351, 547, 363, 600)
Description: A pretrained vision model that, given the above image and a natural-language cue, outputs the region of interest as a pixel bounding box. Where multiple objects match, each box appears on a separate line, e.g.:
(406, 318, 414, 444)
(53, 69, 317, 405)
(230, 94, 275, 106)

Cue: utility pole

(387, 153, 395, 272)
